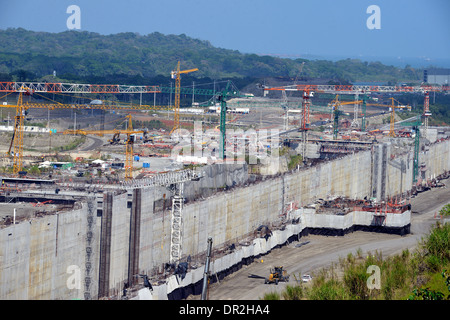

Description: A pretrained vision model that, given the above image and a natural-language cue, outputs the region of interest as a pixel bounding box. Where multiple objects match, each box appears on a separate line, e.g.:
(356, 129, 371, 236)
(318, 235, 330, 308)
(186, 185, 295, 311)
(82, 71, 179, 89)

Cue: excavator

(108, 132, 121, 145)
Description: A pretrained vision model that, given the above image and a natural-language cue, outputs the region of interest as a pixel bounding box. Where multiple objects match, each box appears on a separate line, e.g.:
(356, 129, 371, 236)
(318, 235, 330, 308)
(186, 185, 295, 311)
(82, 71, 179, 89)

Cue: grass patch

(288, 154, 302, 170)
(262, 292, 280, 300)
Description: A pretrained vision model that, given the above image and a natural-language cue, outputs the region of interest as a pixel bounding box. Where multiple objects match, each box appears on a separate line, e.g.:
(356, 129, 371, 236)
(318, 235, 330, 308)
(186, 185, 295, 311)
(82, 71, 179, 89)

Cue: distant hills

(0, 28, 423, 85)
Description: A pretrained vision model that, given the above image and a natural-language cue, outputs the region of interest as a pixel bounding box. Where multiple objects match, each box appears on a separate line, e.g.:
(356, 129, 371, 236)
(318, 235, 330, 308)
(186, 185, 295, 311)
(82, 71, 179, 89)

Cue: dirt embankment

(0, 132, 85, 154)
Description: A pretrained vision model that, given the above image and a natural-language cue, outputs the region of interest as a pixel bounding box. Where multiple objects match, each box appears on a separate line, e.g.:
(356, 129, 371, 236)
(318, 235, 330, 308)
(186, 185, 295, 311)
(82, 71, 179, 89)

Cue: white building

(425, 68, 450, 85)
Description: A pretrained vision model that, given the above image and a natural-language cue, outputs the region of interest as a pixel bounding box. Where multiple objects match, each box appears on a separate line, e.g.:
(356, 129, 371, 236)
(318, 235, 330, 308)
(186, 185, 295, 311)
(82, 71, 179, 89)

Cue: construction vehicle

(108, 132, 121, 145)
(142, 129, 153, 143)
(264, 266, 289, 285)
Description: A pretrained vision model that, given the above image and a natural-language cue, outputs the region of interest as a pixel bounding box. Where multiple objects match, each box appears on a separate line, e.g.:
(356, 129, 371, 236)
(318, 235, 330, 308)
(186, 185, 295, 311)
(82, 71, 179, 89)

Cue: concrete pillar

(128, 189, 141, 286)
(98, 192, 113, 298)
(372, 143, 388, 202)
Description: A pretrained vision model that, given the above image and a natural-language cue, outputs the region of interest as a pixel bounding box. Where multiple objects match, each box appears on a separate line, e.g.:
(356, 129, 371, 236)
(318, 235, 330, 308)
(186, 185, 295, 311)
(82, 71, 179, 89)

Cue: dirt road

(78, 135, 105, 151)
(201, 180, 450, 300)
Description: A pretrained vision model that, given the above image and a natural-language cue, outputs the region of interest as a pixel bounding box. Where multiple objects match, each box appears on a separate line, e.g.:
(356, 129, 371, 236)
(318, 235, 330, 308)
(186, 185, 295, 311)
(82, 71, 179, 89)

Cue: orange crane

(63, 115, 145, 180)
(366, 98, 411, 137)
(170, 61, 198, 134)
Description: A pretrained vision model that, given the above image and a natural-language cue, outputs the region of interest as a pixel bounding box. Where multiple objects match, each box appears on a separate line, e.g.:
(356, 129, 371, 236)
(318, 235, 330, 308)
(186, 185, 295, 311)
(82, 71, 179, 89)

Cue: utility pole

(351, 93, 359, 128)
(169, 81, 172, 107)
(169, 82, 172, 120)
(192, 81, 195, 105)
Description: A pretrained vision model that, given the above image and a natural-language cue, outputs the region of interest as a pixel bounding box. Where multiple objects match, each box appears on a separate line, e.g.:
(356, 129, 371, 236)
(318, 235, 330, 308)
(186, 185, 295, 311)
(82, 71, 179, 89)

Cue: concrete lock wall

(0, 199, 99, 300)
(0, 139, 449, 299)
(423, 139, 450, 180)
(135, 148, 372, 276)
(138, 208, 411, 300)
(97, 191, 131, 298)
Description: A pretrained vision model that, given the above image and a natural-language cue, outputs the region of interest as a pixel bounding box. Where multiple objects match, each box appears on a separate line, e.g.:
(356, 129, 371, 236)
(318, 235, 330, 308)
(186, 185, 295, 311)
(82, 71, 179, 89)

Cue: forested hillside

(0, 28, 422, 85)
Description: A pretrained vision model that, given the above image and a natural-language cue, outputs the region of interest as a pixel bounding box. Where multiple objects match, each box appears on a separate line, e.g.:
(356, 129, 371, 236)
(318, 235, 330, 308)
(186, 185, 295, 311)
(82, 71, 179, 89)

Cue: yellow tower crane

(366, 97, 411, 137)
(63, 115, 144, 180)
(7, 85, 31, 175)
(170, 61, 198, 134)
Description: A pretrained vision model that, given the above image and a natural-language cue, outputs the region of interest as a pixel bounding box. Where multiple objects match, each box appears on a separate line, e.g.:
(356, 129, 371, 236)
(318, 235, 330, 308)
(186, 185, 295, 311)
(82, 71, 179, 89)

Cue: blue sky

(0, 0, 449, 67)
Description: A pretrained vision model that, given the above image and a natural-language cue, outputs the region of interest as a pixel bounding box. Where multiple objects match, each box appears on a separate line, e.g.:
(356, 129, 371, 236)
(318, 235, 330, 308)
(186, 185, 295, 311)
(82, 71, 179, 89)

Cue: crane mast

(422, 92, 431, 139)
(12, 89, 25, 175)
(299, 88, 312, 160)
(329, 95, 363, 140)
(125, 115, 135, 180)
(170, 61, 198, 134)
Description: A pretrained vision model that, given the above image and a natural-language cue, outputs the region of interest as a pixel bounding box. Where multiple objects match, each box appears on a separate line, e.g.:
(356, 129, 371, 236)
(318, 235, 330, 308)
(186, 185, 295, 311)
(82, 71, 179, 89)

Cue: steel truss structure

(263, 84, 450, 95)
(0, 81, 160, 94)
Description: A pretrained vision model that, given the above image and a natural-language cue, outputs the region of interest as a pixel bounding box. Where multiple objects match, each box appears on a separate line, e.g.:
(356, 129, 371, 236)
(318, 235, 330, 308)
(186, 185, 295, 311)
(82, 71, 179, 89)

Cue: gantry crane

(366, 98, 411, 137)
(170, 61, 198, 134)
(63, 115, 145, 180)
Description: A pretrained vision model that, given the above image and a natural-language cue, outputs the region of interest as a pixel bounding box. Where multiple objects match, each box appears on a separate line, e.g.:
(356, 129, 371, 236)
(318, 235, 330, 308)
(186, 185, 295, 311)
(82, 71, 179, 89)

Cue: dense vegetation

(263, 218, 450, 300)
(0, 28, 423, 85)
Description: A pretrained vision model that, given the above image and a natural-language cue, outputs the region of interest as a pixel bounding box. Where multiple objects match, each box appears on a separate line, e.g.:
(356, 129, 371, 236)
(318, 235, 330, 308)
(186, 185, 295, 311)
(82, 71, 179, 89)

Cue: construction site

(1, 63, 450, 300)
